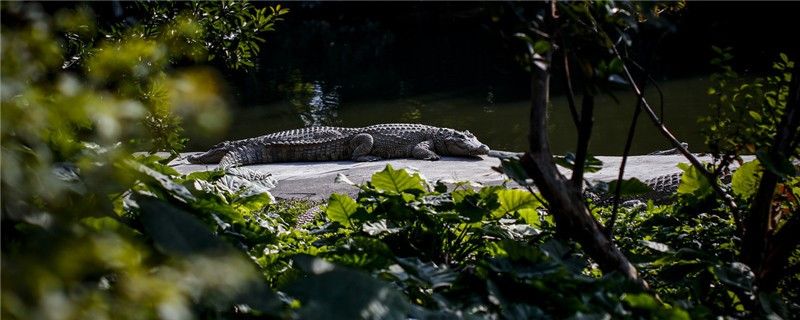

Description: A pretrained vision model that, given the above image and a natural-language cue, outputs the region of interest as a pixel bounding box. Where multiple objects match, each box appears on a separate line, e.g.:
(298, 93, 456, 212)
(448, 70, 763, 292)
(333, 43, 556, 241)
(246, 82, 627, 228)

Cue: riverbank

(170, 153, 755, 200)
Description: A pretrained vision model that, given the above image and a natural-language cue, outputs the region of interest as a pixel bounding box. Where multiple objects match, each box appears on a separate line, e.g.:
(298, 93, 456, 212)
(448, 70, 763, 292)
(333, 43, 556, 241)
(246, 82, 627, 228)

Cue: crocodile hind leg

(350, 133, 381, 161)
(412, 140, 440, 160)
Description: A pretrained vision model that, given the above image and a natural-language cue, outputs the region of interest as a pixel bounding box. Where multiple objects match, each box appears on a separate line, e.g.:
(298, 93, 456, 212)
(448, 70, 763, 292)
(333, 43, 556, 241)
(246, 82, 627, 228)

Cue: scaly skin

(188, 123, 490, 167)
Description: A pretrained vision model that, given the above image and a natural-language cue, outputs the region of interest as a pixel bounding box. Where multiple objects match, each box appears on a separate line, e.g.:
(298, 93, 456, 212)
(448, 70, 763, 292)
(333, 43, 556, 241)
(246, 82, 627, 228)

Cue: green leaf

(395, 257, 457, 290)
(676, 163, 713, 198)
(607, 178, 652, 196)
(640, 240, 672, 253)
(533, 40, 551, 54)
(135, 194, 282, 314)
(497, 157, 534, 186)
(623, 293, 660, 310)
(493, 189, 541, 219)
(554, 153, 603, 173)
(517, 208, 540, 227)
(370, 164, 426, 194)
(748, 111, 763, 122)
(325, 193, 358, 228)
(731, 160, 762, 199)
(712, 262, 754, 291)
(135, 194, 225, 255)
(287, 255, 411, 320)
(756, 150, 797, 178)
(608, 57, 623, 73)
(128, 160, 196, 202)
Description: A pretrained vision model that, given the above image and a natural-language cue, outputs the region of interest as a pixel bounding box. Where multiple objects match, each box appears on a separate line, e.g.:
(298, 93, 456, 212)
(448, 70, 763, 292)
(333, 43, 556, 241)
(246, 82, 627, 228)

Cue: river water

(223, 76, 714, 156)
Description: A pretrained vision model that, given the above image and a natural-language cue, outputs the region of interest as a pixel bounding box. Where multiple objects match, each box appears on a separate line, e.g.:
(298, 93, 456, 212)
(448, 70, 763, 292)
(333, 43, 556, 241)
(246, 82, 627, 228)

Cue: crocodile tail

(219, 144, 265, 168)
(187, 147, 229, 164)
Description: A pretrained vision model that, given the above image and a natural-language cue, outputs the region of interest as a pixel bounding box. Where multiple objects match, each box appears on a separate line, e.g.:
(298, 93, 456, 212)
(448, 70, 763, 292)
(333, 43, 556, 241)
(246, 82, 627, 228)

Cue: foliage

(0, 2, 285, 319)
(3, 1, 798, 319)
(125, 163, 698, 319)
(56, 1, 287, 153)
(702, 48, 797, 168)
(104, 1, 289, 71)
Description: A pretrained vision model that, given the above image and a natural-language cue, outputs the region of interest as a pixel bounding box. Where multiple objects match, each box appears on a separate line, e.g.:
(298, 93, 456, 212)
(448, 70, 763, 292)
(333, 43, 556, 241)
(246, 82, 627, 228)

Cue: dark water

(186, 2, 796, 156)
(223, 76, 714, 156)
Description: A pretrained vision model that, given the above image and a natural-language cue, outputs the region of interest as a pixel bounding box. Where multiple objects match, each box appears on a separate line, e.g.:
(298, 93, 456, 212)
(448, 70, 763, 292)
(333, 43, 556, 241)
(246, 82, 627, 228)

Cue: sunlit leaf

(676, 163, 712, 198)
(370, 164, 426, 194)
(325, 193, 358, 227)
(731, 160, 762, 199)
(493, 189, 541, 219)
(639, 240, 672, 253)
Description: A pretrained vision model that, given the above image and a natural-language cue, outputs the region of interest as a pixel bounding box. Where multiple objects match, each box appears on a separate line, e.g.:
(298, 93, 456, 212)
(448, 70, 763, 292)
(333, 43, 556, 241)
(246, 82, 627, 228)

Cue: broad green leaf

(325, 193, 358, 227)
(128, 160, 196, 202)
(756, 150, 797, 178)
(135, 194, 226, 255)
(370, 164, 426, 194)
(287, 255, 410, 320)
(493, 189, 541, 218)
(731, 160, 762, 199)
(135, 196, 282, 314)
(554, 153, 603, 173)
(518, 208, 540, 227)
(676, 163, 713, 198)
(607, 178, 652, 196)
(498, 157, 534, 186)
(395, 257, 457, 290)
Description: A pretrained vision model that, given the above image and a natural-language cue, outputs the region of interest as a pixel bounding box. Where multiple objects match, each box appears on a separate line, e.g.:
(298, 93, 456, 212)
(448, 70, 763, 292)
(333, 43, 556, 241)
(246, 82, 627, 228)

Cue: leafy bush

(116, 163, 695, 319)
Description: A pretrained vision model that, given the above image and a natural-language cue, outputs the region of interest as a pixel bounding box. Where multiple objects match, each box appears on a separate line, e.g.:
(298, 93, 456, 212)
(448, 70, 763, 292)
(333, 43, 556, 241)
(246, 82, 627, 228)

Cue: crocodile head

(435, 129, 490, 156)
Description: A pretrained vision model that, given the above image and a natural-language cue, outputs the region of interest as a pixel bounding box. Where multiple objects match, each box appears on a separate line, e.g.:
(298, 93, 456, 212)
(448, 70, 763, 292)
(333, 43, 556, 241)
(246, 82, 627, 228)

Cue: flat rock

(170, 153, 754, 200)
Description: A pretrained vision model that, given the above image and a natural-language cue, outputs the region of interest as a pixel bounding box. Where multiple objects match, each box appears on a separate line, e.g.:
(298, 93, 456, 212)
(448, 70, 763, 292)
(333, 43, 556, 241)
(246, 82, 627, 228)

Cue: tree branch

(608, 100, 642, 238)
(571, 92, 595, 189)
(742, 62, 800, 292)
(523, 47, 647, 289)
(562, 49, 581, 129)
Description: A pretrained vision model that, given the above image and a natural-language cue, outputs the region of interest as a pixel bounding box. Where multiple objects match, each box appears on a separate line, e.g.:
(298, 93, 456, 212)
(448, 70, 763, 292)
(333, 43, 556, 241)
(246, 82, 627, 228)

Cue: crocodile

(187, 123, 490, 167)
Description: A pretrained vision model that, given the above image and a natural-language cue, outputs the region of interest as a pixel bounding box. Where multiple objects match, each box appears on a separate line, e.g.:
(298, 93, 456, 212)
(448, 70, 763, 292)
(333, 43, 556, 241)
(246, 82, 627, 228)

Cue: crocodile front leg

(351, 133, 381, 161)
(412, 140, 440, 160)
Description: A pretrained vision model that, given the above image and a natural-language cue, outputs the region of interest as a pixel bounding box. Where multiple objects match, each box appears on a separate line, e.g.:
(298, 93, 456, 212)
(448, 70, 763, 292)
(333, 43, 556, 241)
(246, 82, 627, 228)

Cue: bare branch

(608, 100, 642, 238)
(608, 43, 741, 229)
(570, 93, 595, 189)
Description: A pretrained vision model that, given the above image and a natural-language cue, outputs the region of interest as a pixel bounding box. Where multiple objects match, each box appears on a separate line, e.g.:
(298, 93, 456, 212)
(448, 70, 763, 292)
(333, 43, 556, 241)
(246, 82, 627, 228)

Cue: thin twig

(562, 47, 581, 129)
(607, 100, 643, 238)
(608, 44, 741, 231)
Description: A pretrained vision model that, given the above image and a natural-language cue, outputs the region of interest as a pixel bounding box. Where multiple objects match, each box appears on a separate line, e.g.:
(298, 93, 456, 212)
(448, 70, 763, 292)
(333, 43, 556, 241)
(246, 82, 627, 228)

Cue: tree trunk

(522, 50, 647, 289)
(742, 63, 800, 293)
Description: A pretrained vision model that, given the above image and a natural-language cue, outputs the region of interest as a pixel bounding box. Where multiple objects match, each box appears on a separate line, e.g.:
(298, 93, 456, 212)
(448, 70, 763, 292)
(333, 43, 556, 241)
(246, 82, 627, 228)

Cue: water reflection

(288, 80, 341, 126)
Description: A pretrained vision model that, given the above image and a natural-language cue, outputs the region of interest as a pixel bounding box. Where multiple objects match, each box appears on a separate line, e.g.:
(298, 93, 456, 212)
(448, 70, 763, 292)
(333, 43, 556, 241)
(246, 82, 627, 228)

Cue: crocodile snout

(475, 144, 490, 155)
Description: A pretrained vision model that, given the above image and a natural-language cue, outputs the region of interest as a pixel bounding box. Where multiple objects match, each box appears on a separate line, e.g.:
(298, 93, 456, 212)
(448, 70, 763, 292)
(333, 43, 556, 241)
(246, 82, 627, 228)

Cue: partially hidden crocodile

(187, 123, 490, 167)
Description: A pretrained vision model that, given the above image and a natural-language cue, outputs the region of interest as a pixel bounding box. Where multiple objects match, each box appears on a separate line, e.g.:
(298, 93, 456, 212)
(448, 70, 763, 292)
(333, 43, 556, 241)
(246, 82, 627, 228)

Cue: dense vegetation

(2, 1, 798, 319)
